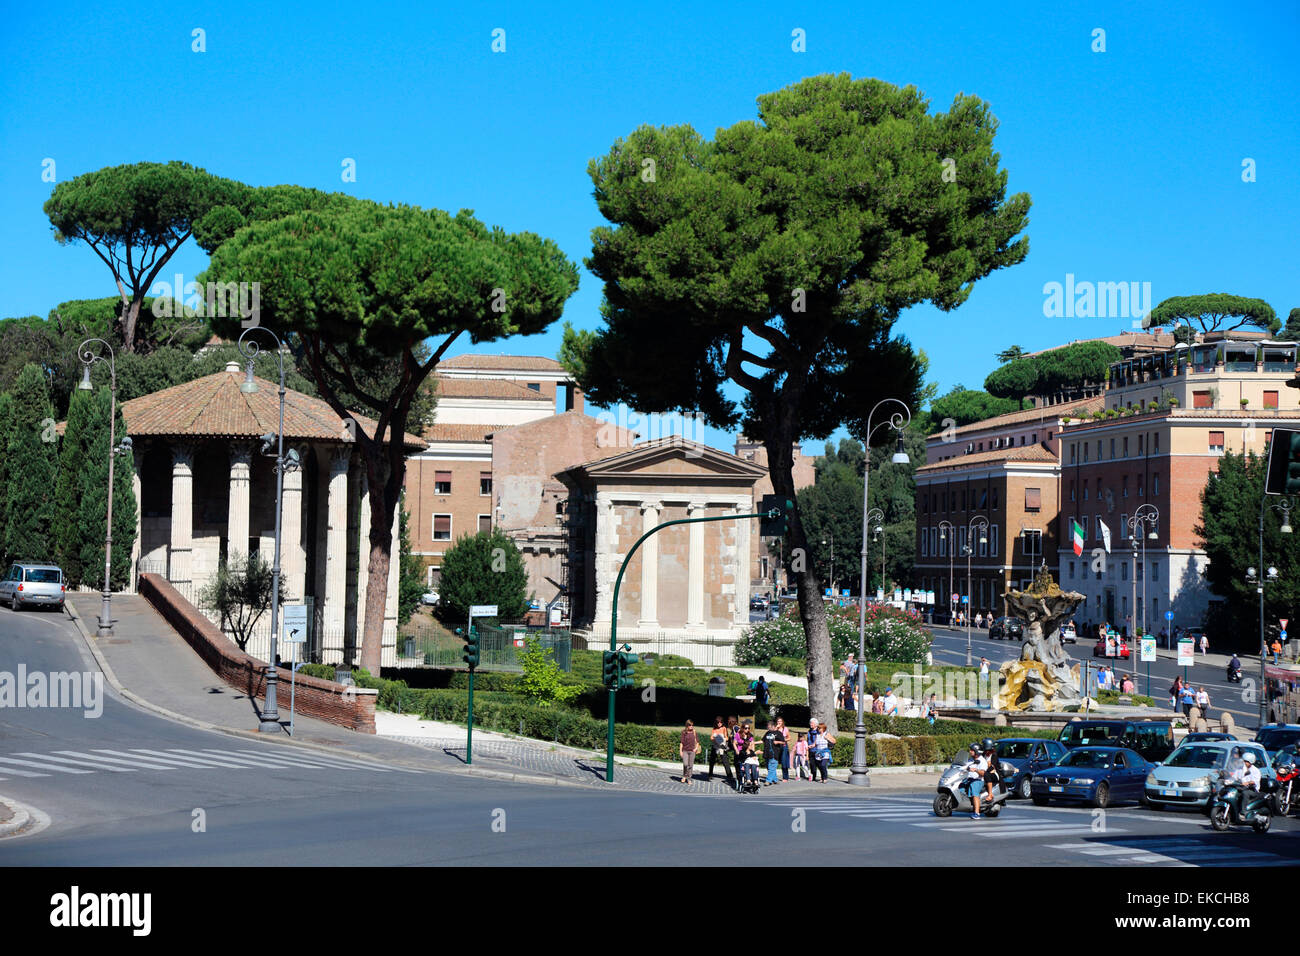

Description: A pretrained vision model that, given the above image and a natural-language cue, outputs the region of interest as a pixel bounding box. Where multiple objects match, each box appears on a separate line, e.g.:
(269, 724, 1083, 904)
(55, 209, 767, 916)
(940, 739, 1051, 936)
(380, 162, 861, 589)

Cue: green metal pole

(606, 510, 770, 783)
(467, 667, 474, 766)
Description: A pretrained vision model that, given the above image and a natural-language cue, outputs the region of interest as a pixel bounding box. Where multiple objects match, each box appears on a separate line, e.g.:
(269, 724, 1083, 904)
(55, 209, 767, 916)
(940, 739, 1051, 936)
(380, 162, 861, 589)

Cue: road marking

(0, 755, 94, 774)
(107, 749, 242, 768)
(12, 752, 136, 772)
(56, 750, 183, 771)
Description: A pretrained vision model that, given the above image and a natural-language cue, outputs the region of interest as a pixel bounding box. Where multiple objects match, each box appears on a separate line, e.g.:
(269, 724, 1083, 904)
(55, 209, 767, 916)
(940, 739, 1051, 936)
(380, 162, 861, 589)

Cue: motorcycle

(1271, 764, 1300, 817)
(933, 760, 1009, 818)
(1208, 777, 1274, 833)
(1226, 664, 1242, 684)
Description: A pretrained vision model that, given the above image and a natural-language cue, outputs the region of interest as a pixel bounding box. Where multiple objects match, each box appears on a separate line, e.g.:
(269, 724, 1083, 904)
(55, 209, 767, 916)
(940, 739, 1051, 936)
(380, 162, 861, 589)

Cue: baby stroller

(737, 754, 761, 794)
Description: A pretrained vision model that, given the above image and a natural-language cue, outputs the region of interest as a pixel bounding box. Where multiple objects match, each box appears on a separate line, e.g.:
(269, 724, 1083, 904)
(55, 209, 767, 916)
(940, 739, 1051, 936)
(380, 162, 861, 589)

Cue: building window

(1083, 484, 1089, 501)
(1193, 390, 1212, 409)
(991, 487, 999, 508)
(1153, 474, 1160, 495)
(478, 514, 492, 533)
(428, 566, 440, 587)
(1138, 434, 1144, 454)
(938, 529, 947, 557)
(1137, 476, 1144, 496)
(979, 530, 987, 557)
(1154, 433, 1160, 453)
(1152, 597, 1158, 621)
(480, 472, 492, 496)
(1096, 514, 1103, 541)
(1209, 430, 1225, 454)
(1084, 444, 1089, 463)
(979, 488, 988, 509)
(1080, 515, 1089, 539)
(1122, 562, 1128, 581)
(760, 557, 769, 579)
(921, 529, 929, 557)
(1121, 513, 1128, 538)
(1025, 487, 1042, 512)
(1097, 440, 1103, 460)
(1070, 445, 1077, 464)
(1122, 476, 1129, 498)
(1123, 436, 1129, 457)
(1070, 481, 1076, 502)
(527, 382, 541, 392)
(1136, 561, 1143, 581)
(1110, 438, 1116, 458)
(1152, 562, 1158, 582)
(1069, 561, 1075, 579)
(433, 514, 452, 540)
(435, 470, 452, 494)
(990, 524, 999, 555)
(1265, 390, 1279, 409)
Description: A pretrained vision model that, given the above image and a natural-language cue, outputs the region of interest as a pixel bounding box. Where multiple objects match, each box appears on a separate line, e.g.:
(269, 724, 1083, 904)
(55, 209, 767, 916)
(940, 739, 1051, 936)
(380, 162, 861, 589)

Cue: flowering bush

(734, 601, 929, 666)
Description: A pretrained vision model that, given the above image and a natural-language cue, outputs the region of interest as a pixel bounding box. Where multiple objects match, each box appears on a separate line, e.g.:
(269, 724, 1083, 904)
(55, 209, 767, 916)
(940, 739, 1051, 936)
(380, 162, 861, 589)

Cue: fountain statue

(992, 563, 1087, 712)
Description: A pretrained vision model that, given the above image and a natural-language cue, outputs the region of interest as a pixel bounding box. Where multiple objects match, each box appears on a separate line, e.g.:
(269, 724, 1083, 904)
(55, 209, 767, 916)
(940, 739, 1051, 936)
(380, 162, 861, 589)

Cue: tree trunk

(121, 296, 143, 354)
(765, 432, 838, 734)
(358, 457, 394, 675)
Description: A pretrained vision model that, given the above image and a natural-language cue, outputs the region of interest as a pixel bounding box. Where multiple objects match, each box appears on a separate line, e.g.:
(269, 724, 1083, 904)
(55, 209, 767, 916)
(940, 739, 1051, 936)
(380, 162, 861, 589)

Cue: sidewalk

(65, 595, 930, 795)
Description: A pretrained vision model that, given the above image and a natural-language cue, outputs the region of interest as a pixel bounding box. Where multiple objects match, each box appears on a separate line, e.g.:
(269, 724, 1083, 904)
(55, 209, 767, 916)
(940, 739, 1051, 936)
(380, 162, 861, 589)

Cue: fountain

(992, 564, 1087, 712)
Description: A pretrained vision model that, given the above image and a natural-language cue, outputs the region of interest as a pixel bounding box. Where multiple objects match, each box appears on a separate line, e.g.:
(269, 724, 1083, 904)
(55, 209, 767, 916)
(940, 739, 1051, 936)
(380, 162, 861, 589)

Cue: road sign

(951, 593, 959, 604)
(1165, 611, 1174, 621)
(282, 604, 308, 644)
(1140, 637, 1156, 662)
(1282, 630, 1289, 642)
(1177, 638, 1195, 666)
(961, 595, 969, 604)
(876, 589, 885, 603)
(469, 605, 498, 617)
(926, 590, 935, 605)
(903, 589, 913, 603)
(1282, 618, 1290, 630)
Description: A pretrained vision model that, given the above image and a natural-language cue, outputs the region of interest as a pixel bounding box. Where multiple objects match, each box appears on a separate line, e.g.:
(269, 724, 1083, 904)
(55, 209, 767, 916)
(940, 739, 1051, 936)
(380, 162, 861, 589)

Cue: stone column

(355, 474, 373, 642)
(638, 500, 661, 629)
(733, 499, 751, 625)
(280, 444, 307, 603)
(685, 500, 707, 631)
(383, 500, 401, 650)
(168, 443, 195, 587)
(130, 446, 144, 587)
(592, 493, 615, 626)
(227, 442, 253, 560)
(322, 447, 351, 640)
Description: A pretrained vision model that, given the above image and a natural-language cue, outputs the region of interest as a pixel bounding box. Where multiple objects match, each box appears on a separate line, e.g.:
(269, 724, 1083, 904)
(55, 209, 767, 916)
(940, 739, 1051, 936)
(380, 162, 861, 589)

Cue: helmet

(1242, 752, 1257, 765)
(968, 742, 980, 752)
(981, 737, 995, 752)
(1275, 753, 1294, 772)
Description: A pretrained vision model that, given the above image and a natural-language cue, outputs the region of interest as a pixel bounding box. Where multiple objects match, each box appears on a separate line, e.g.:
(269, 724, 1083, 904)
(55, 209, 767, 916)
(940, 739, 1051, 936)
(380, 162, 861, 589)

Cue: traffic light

(1265, 428, 1300, 495)
(462, 627, 480, 669)
(617, 647, 639, 689)
(759, 494, 793, 537)
(602, 650, 619, 687)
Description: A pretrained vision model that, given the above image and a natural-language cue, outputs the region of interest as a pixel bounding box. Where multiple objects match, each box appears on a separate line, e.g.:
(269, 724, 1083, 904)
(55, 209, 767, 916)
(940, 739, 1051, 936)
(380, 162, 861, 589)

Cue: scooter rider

(981, 738, 1001, 806)
(962, 742, 988, 819)
(1230, 751, 1262, 791)
(1228, 653, 1242, 682)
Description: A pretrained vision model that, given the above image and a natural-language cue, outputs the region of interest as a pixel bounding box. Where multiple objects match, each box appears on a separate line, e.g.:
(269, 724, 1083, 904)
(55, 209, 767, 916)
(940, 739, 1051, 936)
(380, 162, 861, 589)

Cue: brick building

(1058, 332, 1300, 635)
(914, 396, 1099, 623)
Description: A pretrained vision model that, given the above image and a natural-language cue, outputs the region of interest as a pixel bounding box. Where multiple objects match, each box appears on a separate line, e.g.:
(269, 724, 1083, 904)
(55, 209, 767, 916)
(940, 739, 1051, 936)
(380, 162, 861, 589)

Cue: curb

(62, 603, 611, 792)
(0, 794, 51, 840)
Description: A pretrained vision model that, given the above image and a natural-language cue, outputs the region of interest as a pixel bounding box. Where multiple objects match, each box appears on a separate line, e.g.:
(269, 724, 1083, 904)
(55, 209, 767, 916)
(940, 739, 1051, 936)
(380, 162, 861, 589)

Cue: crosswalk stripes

(1046, 838, 1300, 867)
(0, 746, 419, 780)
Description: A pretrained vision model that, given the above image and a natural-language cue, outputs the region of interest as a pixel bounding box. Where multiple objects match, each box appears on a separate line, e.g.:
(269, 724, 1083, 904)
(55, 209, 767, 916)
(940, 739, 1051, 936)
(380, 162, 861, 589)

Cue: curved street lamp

(237, 327, 295, 734)
(1125, 503, 1159, 677)
(963, 515, 990, 666)
(866, 507, 885, 598)
(78, 339, 133, 637)
(850, 398, 911, 787)
(938, 519, 957, 626)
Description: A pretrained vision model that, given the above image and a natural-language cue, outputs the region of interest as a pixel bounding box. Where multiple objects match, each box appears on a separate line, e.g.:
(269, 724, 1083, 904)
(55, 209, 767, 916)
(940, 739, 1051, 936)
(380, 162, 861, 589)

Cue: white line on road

(12, 752, 136, 772)
(0, 755, 93, 774)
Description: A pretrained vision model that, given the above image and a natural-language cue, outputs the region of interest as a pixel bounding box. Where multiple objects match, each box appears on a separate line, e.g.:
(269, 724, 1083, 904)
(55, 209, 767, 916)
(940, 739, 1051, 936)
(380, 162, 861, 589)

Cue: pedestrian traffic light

(1265, 428, 1300, 495)
(759, 495, 793, 537)
(462, 627, 480, 669)
(617, 647, 639, 689)
(602, 649, 619, 687)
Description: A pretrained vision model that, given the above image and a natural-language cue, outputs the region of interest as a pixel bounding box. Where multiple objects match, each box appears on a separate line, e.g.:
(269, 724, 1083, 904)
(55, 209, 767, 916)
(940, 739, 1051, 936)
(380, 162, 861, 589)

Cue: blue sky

(2, 0, 1296, 455)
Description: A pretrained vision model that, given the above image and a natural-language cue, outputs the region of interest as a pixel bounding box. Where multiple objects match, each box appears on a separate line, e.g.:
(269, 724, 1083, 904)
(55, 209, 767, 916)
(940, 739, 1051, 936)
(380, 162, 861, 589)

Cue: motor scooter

(1209, 776, 1274, 833)
(1226, 663, 1242, 683)
(933, 760, 1009, 818)
(1271, 764, 1300, 817)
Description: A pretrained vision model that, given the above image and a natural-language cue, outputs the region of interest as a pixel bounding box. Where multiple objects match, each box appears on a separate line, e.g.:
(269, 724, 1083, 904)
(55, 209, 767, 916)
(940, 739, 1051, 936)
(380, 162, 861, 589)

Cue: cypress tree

(54, 388, 95, 587)
(76, 387, 137, 591)
(3, 365, 59, 563)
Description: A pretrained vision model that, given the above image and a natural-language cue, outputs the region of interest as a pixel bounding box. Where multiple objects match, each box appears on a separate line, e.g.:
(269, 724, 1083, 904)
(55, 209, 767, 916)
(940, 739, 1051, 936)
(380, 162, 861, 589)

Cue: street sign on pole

(1282, 618, 1289, 630)
(1177, 638, 1195, 666)
(469, 605, 498, 618)
(1140, 637, 1156, 662)
(282, 604, 308, 644)
(1165, 611, 1174, 622)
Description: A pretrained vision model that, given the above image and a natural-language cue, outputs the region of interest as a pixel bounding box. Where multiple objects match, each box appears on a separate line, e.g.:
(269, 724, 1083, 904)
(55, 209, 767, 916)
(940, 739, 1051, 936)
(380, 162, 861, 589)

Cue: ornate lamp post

(77, 339, 133, 637)
(1250, 496, 1294, 726)
(1126, 504, 1159, 677)
(867, 507, 885, 595)
(237, 327, 299, 734)
(849, 399, 911, 787)
(938, 519, 957, 625)
(964, 516, 990, 666)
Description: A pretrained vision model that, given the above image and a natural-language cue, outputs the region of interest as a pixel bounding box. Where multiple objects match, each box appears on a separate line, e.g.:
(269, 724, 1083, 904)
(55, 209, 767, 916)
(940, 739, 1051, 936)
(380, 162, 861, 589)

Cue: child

(793, 732, 810, 780)
(742, 741, 760, 788)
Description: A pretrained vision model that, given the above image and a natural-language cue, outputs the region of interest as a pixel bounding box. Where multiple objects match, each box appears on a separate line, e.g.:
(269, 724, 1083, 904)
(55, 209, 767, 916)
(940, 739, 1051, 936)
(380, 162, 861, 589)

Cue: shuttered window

(433, 514, 452, 540)
(1025, 487, 1041, 512)
(1193, 391, 1212, 409)
(1209, 431, 1225, 454)
(435, 470, 452, 494)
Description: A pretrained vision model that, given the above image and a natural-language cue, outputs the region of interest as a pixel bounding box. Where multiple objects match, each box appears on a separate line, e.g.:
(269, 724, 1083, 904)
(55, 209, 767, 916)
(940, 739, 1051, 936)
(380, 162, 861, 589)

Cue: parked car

(1144, 739, 1273, 811)
(750, 595, 769, 611)
(1093, 635, 1130, 658)
(1031, 746, 1155, 808)
(992, 737, 1069, 799)
(1185, 732, 1238, 743)
(421, 590, 440, 606)
(1058, 719, 1176, 764)
(1060, 622, 1077, 644)
(0, 563, 65, 612)
(1254, 724, 1300, 759)
(989, 617, 1024, 640)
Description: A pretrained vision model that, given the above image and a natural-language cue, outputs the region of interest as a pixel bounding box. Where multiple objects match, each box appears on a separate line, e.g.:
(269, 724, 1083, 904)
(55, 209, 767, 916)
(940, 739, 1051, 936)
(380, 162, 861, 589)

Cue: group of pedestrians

(1166, 675, 1211, 716)
(685, 715, 837, 789)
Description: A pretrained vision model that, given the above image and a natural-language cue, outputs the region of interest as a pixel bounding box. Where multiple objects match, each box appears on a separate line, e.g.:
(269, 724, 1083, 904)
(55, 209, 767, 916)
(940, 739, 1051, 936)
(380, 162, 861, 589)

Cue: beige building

(124, 364, 423, 667)
(559, 437, 766, 663)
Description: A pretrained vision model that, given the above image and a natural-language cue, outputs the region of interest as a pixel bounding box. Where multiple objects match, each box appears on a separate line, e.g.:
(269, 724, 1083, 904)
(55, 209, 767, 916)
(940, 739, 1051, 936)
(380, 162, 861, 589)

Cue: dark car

(749, 595, 769, 611)
(993, 738, 1068, 799)
(1254, 724, 1300, 759)
(989, 617, 1024, 641)
(1185, 732, 1237, 743)
(1030, 746, 1154, 808)
(1058, 719, 1176, 764)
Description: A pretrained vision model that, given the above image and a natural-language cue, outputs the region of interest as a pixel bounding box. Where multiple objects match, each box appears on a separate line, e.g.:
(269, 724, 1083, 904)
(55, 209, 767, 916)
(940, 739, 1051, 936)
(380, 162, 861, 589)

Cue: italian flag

(1071, 520, 1084, 556)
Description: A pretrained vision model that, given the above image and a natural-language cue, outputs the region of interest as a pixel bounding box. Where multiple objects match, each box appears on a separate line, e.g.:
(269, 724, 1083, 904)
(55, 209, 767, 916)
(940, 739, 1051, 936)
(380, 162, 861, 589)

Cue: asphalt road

(2, 609, 1299, 866)
(926, 624, 1264, 730)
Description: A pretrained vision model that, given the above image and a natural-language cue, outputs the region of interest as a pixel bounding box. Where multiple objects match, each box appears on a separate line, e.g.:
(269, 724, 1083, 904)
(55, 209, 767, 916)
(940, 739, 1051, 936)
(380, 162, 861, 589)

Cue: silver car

(0, 563, 66, 611)
(1144, 739, 1272, 811)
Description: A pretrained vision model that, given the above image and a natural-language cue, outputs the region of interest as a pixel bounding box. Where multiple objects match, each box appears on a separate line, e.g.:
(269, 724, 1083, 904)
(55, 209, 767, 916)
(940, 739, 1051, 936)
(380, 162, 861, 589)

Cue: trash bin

(707, 677, 727, 697)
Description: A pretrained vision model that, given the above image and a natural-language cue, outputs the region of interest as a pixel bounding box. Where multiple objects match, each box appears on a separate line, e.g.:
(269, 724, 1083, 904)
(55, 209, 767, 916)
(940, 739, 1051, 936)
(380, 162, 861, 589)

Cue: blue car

(1030, 746, 1154, 809)
(992, 738, 1069, 800)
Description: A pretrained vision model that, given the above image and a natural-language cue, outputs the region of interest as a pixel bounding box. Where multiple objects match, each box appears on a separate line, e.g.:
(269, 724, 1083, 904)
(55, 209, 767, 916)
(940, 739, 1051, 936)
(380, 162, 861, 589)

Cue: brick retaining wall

(137, 573, 377, 733)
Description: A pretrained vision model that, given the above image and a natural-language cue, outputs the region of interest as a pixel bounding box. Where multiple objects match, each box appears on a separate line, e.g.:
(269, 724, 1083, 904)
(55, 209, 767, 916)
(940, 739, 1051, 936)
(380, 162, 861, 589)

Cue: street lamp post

(237, 328, 298, 735)
(77, 339, 132, 637)
(850, 398, 911, 787)
(1251, 496, 1294, 727)
(1126, 504, 1159, 678)
(867, 507, 885, 596)
(963, 515, 990, 666)
(938, 520, 956, 626)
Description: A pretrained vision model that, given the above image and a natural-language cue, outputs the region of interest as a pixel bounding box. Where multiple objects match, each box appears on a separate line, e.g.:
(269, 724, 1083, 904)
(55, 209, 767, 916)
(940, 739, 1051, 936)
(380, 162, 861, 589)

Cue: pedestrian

(921, 692, 938, 725)
(1169, 675, 1182, 711)
(842, 653, 857, 693)
(1272, 639, 1283, 665)
(679, 719, 701, 785)
(707, 716, 735, 788)
(882, 686, 899, 717)
(813, 721, 836, 783)
(754, 675, 771, 721)
(775, 716, 791, 781)
(761, 723, 782, 786)
(733, 720, 751, 787)
(807, 719, 825, 782)
(1199, 633, 1209, 656)
(741, 738, 760, 788)
(1196, 686, 1210, 714)
(793, 732, 811, 780)
(1180, 685, 1195, 719)
(871, 692, 884, 714)
(975, 612, 984, 629)
(979, 657, 990, 678)
(839, 683, 856, 712)
(1121, 675, 1135, 694)
(1158, 627, 1167, 649)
